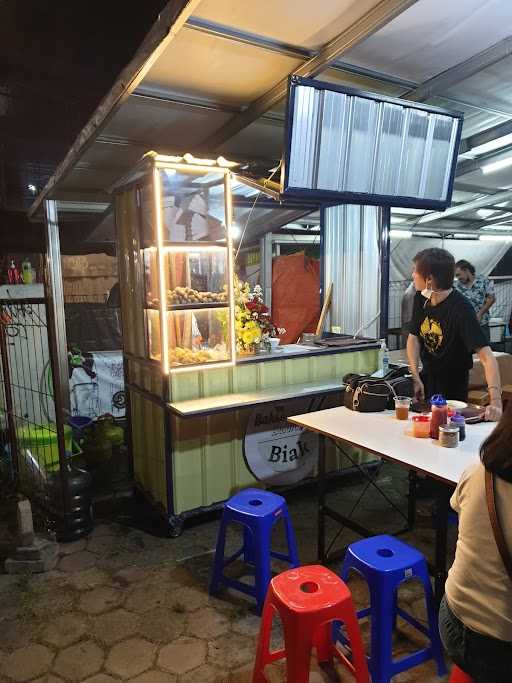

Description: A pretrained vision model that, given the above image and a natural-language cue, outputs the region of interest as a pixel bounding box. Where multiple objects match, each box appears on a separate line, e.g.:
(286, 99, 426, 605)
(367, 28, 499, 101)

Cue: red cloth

(272, 251, 320, 344)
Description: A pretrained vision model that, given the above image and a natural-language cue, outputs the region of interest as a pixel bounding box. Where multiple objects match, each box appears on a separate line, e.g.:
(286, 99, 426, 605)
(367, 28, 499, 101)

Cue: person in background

(454, 259, 496, 344)
(401, 281, 416, 347)
(439, 400, 512, 682)
(407, 248, 502, 421)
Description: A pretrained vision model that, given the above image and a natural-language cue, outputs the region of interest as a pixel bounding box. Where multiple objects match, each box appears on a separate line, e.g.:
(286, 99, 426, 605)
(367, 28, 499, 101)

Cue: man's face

(455, 267, 471, 284)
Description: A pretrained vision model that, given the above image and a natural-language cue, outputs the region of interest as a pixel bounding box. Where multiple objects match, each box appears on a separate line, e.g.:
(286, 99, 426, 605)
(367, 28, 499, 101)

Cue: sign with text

(244, 399, 320, 485)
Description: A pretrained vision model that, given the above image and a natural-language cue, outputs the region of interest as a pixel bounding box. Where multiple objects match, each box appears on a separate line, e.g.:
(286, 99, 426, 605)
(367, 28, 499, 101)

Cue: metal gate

(0, 295, 69, 527)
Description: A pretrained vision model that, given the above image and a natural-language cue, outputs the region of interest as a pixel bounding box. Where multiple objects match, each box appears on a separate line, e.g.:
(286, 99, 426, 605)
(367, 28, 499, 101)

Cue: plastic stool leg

(254, 528, 272, 613)
(417, 566, 447, 676)
(369, 584, 395, 683)
(209, 515, 228, 595)
(340, 605, 370, 683)
(283, 508, 300, 567)
(449, 664, 474, 682)
(252, 596, 275, 683)
(282, 620, 314, 683)
(314, 621, 333, 664)
(243, 524, 255, 564)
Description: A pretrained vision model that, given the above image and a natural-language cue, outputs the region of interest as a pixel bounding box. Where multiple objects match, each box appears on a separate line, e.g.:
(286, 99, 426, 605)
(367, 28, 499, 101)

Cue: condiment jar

(439, 425, 459, 448)
(430, 394, 448, 439)
(449, 413, 466, 442)
(412, 415, 430, 438)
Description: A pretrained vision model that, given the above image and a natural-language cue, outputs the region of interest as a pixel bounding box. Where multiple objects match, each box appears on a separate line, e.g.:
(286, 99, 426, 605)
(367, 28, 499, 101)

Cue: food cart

(113, 152, 380, 534)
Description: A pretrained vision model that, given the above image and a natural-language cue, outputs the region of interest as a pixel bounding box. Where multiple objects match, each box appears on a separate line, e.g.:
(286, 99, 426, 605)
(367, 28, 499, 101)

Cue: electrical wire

(234, 162, 282, 262)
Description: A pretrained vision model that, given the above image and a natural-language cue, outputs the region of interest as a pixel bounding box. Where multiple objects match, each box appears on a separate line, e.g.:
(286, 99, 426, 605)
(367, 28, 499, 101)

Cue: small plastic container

(449, 413, 466, 442)
(439, 425, 459, 448)
(430, 394, 448, 439)
(394, 396, 411, 420)
(412, 415, 430, 438)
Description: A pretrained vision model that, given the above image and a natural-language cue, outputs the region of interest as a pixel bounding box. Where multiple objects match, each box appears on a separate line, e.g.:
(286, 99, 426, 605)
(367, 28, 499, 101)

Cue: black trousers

(421, 367, 469, 402)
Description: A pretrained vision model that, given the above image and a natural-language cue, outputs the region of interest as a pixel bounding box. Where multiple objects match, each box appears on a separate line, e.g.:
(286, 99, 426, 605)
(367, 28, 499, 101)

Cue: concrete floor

(0, 463, 456, 682)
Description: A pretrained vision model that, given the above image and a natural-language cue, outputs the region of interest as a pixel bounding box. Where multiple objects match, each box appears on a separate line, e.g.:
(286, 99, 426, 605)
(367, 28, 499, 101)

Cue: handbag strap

(485, 468, 512, 583)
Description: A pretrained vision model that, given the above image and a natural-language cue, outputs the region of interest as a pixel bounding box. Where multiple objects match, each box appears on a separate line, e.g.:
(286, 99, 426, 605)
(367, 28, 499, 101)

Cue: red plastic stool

(449, 664, 473, 682)
(252, 565, 370, 683)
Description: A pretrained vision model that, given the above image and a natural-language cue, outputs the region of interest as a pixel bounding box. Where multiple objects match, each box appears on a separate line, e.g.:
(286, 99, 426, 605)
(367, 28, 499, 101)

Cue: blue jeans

(439, 595, 512, 683)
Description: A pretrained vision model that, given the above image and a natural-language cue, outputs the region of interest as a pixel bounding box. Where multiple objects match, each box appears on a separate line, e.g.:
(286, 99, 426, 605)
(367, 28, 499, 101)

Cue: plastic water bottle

(380, 339, 390, 376)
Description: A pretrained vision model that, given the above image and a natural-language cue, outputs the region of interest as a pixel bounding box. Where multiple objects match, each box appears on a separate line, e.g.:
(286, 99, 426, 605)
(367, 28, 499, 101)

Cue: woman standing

(407, 247, 502, 421)
(439, 400, 512, 681)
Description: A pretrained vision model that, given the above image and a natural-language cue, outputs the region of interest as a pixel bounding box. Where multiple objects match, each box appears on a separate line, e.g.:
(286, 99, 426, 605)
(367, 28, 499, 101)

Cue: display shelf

(145, 302, 229, 312)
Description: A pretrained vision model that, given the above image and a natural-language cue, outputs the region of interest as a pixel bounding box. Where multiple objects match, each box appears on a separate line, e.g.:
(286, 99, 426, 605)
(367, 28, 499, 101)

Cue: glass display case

(138, 155, 236, 373)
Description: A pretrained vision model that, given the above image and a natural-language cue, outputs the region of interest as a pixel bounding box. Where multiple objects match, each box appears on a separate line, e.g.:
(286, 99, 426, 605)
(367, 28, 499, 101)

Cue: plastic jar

(412, 415, 430, 438)
(394, 396, 411, 420)
(439, 425, 459, 448)
(449, 413, 466, 442)
(430, 394, 448, 439)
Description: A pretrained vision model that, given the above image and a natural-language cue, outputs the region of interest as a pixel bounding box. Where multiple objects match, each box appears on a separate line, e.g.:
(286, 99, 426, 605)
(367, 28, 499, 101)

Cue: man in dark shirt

(407, 248, 502, 421)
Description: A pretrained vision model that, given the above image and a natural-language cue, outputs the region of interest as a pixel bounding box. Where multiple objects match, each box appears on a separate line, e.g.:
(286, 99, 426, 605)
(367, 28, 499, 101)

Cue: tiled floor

(0, 463, 455, 682)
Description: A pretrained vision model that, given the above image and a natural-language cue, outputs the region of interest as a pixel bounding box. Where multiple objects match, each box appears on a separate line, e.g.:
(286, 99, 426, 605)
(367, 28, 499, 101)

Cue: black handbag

(343, 367, 414, 412)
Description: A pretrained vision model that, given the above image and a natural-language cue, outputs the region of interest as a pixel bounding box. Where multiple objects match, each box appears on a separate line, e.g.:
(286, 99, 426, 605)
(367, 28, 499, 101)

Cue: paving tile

(53, 641, 104, 681)
(113, 565, 147, 585)
(136, 606, 185, 644)
(59, 551, 97, 573)
(78, 586, 123, 615)
(167, 586, 209, 613)
(208, 634, 254, 670)
(90, 608, 139, 645)
(32, 675, 66, 683)
(0, 617, 38, 651)
(60, 539, 87, 556)
(105, 638, 156, 679)
(187, 607, 230, 640)
(157, 638, 207, 675)
(128, 671, 176, 683)
(1, 644, 54, 682)
(68, 568, 112, 591)
(87, 535, 119, 555)
(179, 664, 228, 683)
(81, 676, 119, 683)
(42, 613, 88, 648)
(125, 583, 168, 614)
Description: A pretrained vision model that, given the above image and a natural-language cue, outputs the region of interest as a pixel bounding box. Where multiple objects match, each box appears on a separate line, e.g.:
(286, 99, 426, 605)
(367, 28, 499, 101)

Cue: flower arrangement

(234, 277, 285, 353)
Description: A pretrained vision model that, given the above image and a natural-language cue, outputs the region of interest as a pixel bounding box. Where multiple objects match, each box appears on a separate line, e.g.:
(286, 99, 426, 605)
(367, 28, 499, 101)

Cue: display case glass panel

(159, 168, 227, 244)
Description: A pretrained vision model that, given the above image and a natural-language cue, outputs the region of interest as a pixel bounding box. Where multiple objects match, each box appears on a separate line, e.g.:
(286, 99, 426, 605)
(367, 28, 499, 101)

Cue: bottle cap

(450, 413, 465, 424)
(412, 415, 430, 422)
(430, 394, 447, 406)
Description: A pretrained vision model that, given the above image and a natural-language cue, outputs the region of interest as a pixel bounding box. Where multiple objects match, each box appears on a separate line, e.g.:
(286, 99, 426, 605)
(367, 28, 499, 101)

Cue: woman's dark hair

(413, 248, 455, 290)
(455, 259, 476, 276)
(480, 400, 512, 476)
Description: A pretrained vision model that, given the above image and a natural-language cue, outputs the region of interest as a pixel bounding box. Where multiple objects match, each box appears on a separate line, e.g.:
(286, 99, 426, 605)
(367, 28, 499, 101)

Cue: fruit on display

(169, 347, 225, 366)
(168, 286, 227, 305)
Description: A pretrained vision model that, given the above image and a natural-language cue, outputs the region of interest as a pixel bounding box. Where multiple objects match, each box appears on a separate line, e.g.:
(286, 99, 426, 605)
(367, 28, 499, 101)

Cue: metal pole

(43, 199, 72, 529)
(379, 206, 391, 339)
(0, 316, 19, 478)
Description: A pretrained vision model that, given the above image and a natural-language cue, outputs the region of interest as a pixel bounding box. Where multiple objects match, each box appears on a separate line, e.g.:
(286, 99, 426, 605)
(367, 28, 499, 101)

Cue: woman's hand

(484, 401, 502, 422)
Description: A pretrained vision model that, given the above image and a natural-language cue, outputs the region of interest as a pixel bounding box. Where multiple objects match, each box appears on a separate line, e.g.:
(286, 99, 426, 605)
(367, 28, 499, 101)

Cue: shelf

(142, 240, 227, 250)
(145, 302, 229, 311)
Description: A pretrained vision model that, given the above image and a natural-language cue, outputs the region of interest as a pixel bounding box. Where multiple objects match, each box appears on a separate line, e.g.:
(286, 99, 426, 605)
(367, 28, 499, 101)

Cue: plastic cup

(394, 396, 411, 420)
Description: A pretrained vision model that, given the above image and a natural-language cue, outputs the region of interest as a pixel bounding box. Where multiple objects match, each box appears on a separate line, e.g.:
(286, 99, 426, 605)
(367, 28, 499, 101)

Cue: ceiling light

(476, 209, 496, 218)
(482, 156, 512, 174)
(27, 184, 37, 193)
(390, 229, 412, 239)
(230, 223, 242, 240)
(482, 224, 512, 231)
(392, 208, 427, 215)
(390, 216, 408, 224)
(471, 132, 512, 156)
(495, 201, 510, 207)
(453, 233, 479, 239)
(479, 234, 512, 242)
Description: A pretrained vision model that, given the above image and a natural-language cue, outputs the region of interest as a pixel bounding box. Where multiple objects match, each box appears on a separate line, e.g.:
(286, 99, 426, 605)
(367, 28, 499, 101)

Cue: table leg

(434, 482, 451, 605)
(317, 434, 326, 564)
(407, 470, 417, 530)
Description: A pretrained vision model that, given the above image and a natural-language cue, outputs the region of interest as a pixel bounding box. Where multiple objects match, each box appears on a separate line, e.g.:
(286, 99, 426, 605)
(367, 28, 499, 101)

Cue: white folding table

(288, 407, 494, 602)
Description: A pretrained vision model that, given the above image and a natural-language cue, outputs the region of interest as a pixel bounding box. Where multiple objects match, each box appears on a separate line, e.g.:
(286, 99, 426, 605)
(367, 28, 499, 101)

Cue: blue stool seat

(334, 534, 446, 683)
(209, 488, 299, 612)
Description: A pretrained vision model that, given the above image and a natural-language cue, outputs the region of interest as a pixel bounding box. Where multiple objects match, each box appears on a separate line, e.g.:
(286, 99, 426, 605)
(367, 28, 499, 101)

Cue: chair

(209, 488, 299, 612)
(449, 664, 473, 682)
(334, 534, 446, 683)
(253, 565, 370, 683)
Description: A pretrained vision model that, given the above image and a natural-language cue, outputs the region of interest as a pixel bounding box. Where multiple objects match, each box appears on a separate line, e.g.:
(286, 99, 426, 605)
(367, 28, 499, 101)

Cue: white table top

(288, 407, 495, 485)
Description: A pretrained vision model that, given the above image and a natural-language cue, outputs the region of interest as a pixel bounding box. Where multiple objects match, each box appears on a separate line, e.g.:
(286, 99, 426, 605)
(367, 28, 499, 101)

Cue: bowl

(268, 337, 281, 351)
(447, 400, 468, 410)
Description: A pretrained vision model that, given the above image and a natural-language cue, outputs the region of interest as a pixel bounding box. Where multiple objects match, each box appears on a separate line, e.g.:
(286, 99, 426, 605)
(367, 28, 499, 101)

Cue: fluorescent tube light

(390, 229, 412, 239)
(482, 156, 512, 174)
(471, 133, 512, 156)
(479, 234, 512, 241)
(453, 233, 479, 239)
(476, 209, 496, 218)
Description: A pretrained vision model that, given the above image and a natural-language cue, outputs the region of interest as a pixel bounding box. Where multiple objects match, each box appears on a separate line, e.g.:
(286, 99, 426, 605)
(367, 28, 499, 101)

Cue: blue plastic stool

(209, 488, 299, 612)
(333, 535, 446, 683)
